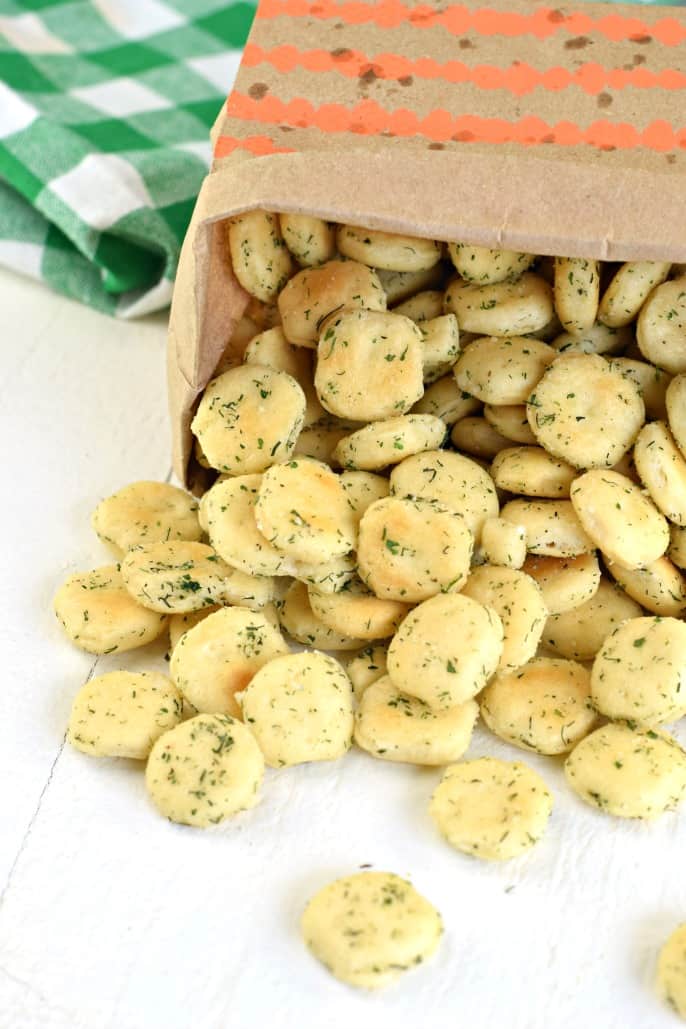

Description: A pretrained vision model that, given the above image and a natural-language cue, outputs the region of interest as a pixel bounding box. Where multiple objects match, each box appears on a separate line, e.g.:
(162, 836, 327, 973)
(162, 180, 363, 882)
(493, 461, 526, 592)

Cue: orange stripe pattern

(222, 91, 686, 151)
(215, 135, 295, 157)
(255, 0, 686, 47)
(214, 134, 294, 157)
(243, 41, 686, 96)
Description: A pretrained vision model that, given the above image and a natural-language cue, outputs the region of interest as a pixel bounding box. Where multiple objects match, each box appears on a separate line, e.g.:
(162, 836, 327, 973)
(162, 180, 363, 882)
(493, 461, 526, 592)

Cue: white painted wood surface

(1, 266, 685, 1029)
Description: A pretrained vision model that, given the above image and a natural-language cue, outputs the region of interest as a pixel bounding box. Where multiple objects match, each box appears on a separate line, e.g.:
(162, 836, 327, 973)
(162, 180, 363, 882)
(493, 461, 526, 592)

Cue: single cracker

(430, 757, 553, 860)
(355, 676, 478, 766)
(280, 213, 336, 267)
(451, 416, 511, 460)
(54, 565, 167, 655)
(227, 211, 294, 302)
(308, 579, 409, 640)
(553, 257, 600, 333)
(461, 564, 548, 672)
(598, 260, 671, 328)
(334, 415, 446, 471)
(542, 577, 643, 661)
(345, 644, 389, 699)
(337, 225, 441, 272)
(92, 481, 201, 554)
(483, 404, 537, 445)
(170, 606, 290, 718)
(609, 357, 672, 421)
(357, 495, 473, 602)
(419, 313, 460, 383)
(656, 924, 686, 1020)
(637, 278, 686, 374)
(480, 516, 527, 569)
(191, 364, 305, 474)
(301, 872, 442, 990)
(454, 335, 555, 405)
(447, 243, 534, 284)
(527, 353, 644, 469)
(412, 375, 481, 425)
(634, 421, 686, 527)
(255, 458, 356, 564)
(145, 714, 264, 827)
(239, 651, 354, 766)
(480, 657, 596, 755)
(591, 615, 686, 726)
(570, 469, 669, 570)
(492, 446, 577, 499)
(565, 723, 686, 819)
(552, 321, 631, 356)
(606, 556, 686, 618)
(387, 593, 503, 708)
(68, 671, 183, 759)
(393, 289, 444, 323)
(500, 499, 595, 557)
(522, 553, 600, 615)
(315, 308, 424, 421)
(120, 541, 236, 614)
(444, 272, 553, 336)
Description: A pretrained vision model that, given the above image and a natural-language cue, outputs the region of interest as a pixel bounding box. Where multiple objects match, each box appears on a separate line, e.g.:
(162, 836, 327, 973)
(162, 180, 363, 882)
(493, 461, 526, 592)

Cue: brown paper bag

(168, 0, 686, 488)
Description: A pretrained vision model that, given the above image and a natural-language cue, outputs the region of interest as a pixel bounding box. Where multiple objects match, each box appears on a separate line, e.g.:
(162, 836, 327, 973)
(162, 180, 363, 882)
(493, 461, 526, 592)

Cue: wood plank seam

(0, 655, 100, 909)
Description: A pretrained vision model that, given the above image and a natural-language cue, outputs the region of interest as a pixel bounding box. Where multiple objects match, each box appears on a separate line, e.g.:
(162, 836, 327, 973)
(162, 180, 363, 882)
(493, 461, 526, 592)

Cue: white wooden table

(1, 266, 684, 1029)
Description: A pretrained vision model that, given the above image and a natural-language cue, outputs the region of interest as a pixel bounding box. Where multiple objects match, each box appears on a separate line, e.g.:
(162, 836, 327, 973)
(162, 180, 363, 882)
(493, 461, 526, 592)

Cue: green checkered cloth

(0, 0, 256, 316)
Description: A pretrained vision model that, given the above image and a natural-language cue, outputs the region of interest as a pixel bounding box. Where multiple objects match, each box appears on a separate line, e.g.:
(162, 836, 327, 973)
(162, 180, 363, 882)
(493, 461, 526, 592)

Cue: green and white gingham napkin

(0, 0, 256, 316)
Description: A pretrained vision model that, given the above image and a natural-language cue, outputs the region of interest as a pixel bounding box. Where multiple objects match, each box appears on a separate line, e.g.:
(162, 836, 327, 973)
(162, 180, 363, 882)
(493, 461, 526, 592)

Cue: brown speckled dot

(248, 82, 268, 100)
